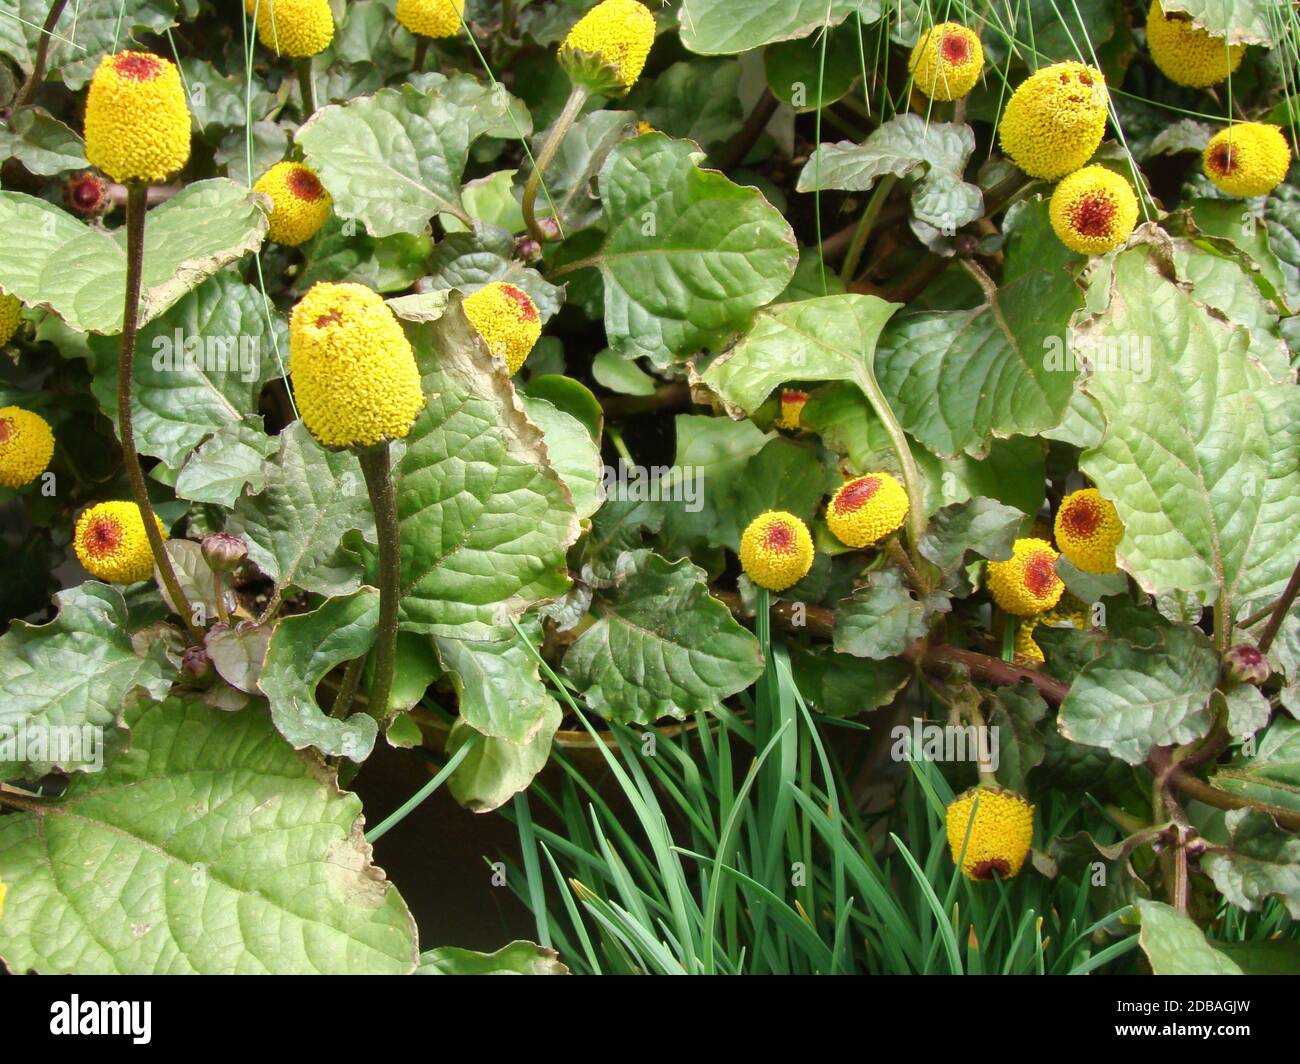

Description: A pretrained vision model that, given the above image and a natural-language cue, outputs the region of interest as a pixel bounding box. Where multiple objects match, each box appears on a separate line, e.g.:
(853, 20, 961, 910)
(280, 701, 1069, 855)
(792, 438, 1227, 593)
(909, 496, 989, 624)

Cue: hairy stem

(13, 0, 69, 110)
(1256, 555, 1300, 654)
(296, 57, 318, 118)
(1169, 768, 1300, 831)
(522, 84, 588, 245)
(330, 655, 366, 720)
(359, 442, 401, 723)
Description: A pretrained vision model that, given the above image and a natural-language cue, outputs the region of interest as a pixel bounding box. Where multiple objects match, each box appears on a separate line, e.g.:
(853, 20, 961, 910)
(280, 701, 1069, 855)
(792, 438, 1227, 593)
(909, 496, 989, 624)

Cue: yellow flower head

(84, 51, 191, 184)
(462, 282, 543, 375)
(1146, 1, 1245, 88)
(0, 293, 22, 345)
(396, 0, 464, 38)
(1013, 621, 1045, 665)
(289, 282, 425, 449)
(739, 511, 814, 592)
(253, 161, 332, 246)
(74, 501, 166, 584)
(998, 61, 1108, 180)
(1203, 123, 1291, 198)
(256, 0, 335, 58)
(986, 537, 1064, 617)
(946, 786, 1035, 880)
(825, 472, 909, 549)
(0, 406, 54, 489)
(775, 388, 808, 431)
(559, 0, 656, 96)
(1054, 487, 1123, 574)
(909, 22, 983, 101)
(1048, 165, 1139, 255)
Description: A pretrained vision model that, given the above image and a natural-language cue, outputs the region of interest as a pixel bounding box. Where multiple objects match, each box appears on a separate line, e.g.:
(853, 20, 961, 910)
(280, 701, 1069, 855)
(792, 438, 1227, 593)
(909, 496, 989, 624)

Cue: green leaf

(0, 583, 171, 780)
(1211, 717, 1300, 813)
(258, 588, 381, 762)
(204, 622, 272, 695)
(530, 110, 637, 232)
(588, 135, 797, 364)
(435, 620, 556, 745)
(833, 568, 930, 661)
(0, 178, 268, 334)
(521, 395, 604, 520)
(990, 681, 1049, 792)
(678, 0, 879, 54)
(1136, 900, 1243, 975)
(448, 697, 562, 813)
(0, 696, 418, 974)
(918, 496, 1022, 572)
(765, 25, 861, 112)
(1159, 0, 1277, 45)
(563, 550, 764, 724)
(0, 108, 86, 175)
(174, 421, 278, 507)
(592, 348, 657, 396)
(417, 940, 568, 974)
(788, 644, 912, 718)
(296, 215, 433, 295)
(627, 60, 743, 152)
(1202, 809, 1300, 919)
(424, 223, 563, 322)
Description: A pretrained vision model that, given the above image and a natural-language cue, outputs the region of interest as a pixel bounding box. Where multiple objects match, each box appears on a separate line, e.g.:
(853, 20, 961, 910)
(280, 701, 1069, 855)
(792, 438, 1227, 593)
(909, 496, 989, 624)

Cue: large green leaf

(562, 550, 764, 724)
(0, 179, 267, 334)
(174, 421, 278, 507)
(0, 584, 171, 781)
(587, 135, 797, 364)
(521, 395, 604, 521)
(435, 621, 556, 745)
(833, 568, 932, 661)
(0, 697, 418, 974)
(1160, 0, 1277, 45)
(1136, 900, 1243, 975)
(626, 60, 743, 153)
(1211, 717, 1300, 813)
(0, 108, 85, 175)
(1202, 809, 1300, 919)
(447, 697, 562, 813)
(678, 0, 879, 54)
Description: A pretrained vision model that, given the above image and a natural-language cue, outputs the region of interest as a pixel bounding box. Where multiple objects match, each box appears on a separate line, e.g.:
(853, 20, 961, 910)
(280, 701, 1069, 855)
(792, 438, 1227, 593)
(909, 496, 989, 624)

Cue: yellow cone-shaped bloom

(396, 0, 464, 38)
(74, 501, 167, 584)
(986, 537, 1064, 617)
(825, 472, 909, 549)
(1146, 1, 1244, 88)
(1049, 165, 1139, 255)
(946, 786, 1035, 880)
(739, 511, 814, 592)
(775, 388, 808, 431)
(1203, 123, 1291, 198)
(1013, 621, 1045, 665)
(462, 282, 543, 375)
(253, 161, 332, 246)
(999, 61, 1108, 180)
(909, 22, 983, 101)
(84, 51, 191, 184)
(1055, 487, 1123, 574)
(256, 0, 334, 58)
(0, 294, 22, 345)
(289, 283, 424, 448)
(0, 407, 54, 489)
(559, 0, 656, 95)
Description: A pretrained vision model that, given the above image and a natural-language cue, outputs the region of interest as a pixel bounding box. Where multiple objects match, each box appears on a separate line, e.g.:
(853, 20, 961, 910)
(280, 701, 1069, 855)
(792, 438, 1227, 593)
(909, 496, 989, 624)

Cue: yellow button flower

(396, 0, 464, 38)
(739, 511, 814, 592)
(0, 406, 54, 489)
(825, 472, 909, 549)
(1203, 123, 1291, 198)
(775, 388, 808, 431)
(986, 537, 1064, 616)
(559, 0, 656, 96)
(1054, 487, 1123, 574)
(946, 786, 1035, 880)
(462, 282, 543, 375)
(74, 501, 167, 584)
(998, 61, 1108, 180)
(0, 293, 22, 346)
(909, 22, 983, 101)
(289, 282, 425, 449)
(256, 0, 334, 58)
(1013, 621, 1045, 665)
(1146, 1, 1244, 88)
(1048, 165, 1139, 255)
(253, 161, 332, 246)
(84, 51, 191, 184)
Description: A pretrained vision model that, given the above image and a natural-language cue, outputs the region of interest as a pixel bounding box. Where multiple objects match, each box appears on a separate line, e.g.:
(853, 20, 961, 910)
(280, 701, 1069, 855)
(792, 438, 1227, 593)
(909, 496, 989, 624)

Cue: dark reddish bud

(1224, 644, 1270, 686)
(515, 234, 542, 263)
(182, 645, 214, 684)
(201, 532, 247, 573)
(64, 171, 111, 217)
(954, 232, 980, 258)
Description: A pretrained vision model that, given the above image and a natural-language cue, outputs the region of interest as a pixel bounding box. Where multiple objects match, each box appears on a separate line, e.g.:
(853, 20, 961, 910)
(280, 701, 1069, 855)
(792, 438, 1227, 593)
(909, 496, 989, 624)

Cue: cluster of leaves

(0, 0, 1299, 975)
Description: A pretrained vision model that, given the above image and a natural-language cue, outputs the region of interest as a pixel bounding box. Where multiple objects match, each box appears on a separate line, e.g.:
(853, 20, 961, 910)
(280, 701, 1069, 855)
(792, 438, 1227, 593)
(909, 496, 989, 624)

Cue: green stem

(413, 37, 430, 72)
(358, 442, 400, 723)
(13, 0, 68, 109)
(330, 655, 366, 720)
(296, 57, 318, 118)
(364, 734, 480, 844)
(118, 184, 203, 644)
(839, 174, 896, 285)
(212, 572, 231, 625)
(522, 83, 589, 245)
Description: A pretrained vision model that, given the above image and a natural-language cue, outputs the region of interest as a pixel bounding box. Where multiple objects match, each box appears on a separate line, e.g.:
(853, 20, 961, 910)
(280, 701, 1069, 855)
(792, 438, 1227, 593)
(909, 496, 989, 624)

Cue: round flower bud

(998, 61, 1108, 180)
(253, 161, 332, 246)
(396, 0, 464, 38)
(1203, 123, 1291, 198)
(462, 282, 542, 375)
(84, 51, 191, 184)
(182, 645, 215, 685)
(0, 406, 54, 488)
(1054, 487, 1123, 574)
(1146, 2, 1245, 88)
(1049, 165, 1139, 255)
(256, 0, 334, 58)
(1224, 644, 1270, 686)
(739, 511, 815, 592)
(946, 786, 1035, 880)
(986, 537, 1064, 617)
(63, 170, 111, 218)
(288, 282, 425, 449)
(909, 22, 983, 102)
(1013, 620, 1045, 665)
(559, 0, 656, 96)
(825, 472, 910, 549)
(202, 532, 248, 574)
(775, 389, 808, 432)
(74, 501, 167, 584)
(0, 294, 23, 346)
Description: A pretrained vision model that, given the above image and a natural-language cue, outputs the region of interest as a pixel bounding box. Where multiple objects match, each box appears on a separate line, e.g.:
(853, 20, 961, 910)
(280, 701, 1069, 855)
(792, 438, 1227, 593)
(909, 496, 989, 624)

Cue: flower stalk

(522, 83, 589, 245)
(358, 442, 401, 723)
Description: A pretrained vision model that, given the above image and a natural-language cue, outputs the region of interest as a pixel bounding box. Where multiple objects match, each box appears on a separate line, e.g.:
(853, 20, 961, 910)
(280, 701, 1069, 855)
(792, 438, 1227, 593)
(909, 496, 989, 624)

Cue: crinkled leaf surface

(1160, 0, 1277, 45)
(1137, 900, 1242, 975)
(1202, 809, 1300, 919)
(678, 0, 879, 54)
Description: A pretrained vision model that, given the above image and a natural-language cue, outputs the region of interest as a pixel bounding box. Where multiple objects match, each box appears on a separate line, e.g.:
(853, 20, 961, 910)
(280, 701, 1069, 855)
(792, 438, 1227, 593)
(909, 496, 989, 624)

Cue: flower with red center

(946, 786, 1035, 880)
(0, 406, 54, 488)
(63, 171, 111, 217)
(909, 22, 984, 101)
(775, 389, 808, 431)
(73, 501, 167, 584)
(986, 537, 1064, 616)
(1054, 487, 1123, 574)
(462, 282, 543, 375)
(1203, 123, 1291, 198)
(1146, 1, 1245, 89)
(84, 51, 191, 184)
(1224, 644, 1270, 686)
(825, 472, 909, 549)
(998, 61, 1109, 180)
(253, 161, 332, 246)
(738, 510, 815, 592)
(1049, 165, 1139, 255)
